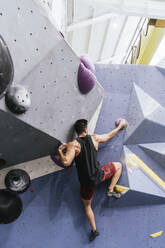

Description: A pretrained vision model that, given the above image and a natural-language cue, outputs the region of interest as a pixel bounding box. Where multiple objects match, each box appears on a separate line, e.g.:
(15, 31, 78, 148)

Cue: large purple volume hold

(80, 54, 95, 73)
(78, 63, 96, 94)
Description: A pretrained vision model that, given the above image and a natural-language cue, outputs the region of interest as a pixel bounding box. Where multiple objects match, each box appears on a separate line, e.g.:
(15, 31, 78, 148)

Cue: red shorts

(80, 162, 117, 200)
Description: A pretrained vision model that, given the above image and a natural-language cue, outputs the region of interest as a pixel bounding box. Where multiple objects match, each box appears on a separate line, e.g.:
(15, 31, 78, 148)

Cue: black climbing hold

(0, 35, 14, 99)
(5, 169, 31, 194)
(0, 189, 22, 224)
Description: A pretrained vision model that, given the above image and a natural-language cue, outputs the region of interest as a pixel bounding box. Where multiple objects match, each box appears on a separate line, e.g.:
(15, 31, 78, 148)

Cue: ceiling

(49, 0, 165, 64)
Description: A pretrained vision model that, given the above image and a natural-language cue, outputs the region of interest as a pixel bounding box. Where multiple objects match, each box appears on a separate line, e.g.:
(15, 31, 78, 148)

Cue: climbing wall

(0, 148, 165, 248)
(0, 0, 104, 174)
(125, 83, 165, 144)
(95, 64, 165, 202)
(156, 60, 165, 75)
(139, 143, 165, 168)
(1, 64, 165, 248)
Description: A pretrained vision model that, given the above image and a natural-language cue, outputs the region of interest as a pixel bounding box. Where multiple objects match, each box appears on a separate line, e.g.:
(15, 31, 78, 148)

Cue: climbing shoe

(107, 190, 121, 198)
(89, 230, 100, 242)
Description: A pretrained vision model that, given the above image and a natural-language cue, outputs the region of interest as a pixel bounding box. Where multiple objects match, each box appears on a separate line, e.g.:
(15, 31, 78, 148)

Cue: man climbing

(58, 119, 128, 242)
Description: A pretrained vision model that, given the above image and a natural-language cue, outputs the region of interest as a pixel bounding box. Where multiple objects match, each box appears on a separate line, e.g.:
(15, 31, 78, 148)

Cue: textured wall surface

(0, 109, 59, 167)
(95, 64, 165, 199)
(0, 167, 165, 248)
(1, 64, 165, 248)
(0, 0, 104, 172)
(156, 61, 165, 76)
(0, 0, 104, 142)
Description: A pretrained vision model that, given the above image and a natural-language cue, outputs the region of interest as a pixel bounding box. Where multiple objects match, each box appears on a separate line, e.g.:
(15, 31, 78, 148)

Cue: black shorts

(80, 162, 117, 200)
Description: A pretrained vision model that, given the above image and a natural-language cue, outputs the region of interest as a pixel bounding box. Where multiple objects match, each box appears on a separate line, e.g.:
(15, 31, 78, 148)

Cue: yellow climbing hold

(150, 231, 163, 238)
(115, 185, 130, 194)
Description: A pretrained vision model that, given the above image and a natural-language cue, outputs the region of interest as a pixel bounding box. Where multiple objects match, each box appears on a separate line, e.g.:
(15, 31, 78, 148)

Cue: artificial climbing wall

(95, 64, 165, 200)
(1, 64, 165, 248)
(0, 0, 104, 170)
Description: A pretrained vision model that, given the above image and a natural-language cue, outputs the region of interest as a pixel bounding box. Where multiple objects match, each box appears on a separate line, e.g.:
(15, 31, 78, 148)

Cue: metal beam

(66, 13, 115, 32)
(82, 0, 165, 20)
(97, 20, 110, 62)
(109, 16, 128, 63)
(122, 18, 146, 64)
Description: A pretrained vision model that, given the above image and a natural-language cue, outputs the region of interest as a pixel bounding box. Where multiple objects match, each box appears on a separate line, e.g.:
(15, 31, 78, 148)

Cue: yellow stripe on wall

(125, 153, 165, 191)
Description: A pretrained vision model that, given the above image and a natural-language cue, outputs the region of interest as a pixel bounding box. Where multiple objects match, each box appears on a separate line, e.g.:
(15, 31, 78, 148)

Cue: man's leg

(100, 162, 122, 197)
(82, 198, 96, 232)
(81, 198, 99, 241)
(108, 162, 122, 192)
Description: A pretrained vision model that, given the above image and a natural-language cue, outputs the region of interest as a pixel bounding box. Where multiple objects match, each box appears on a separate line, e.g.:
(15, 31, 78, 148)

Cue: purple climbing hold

(115, 118, 121, 127)
(78, 63, 96, 94)
(50, 141, 73, 169)
(50, 141, 66, 168)
(115, 118, 127, 130)
(50, 153, 66, 169)
(80, 54, 95, 73)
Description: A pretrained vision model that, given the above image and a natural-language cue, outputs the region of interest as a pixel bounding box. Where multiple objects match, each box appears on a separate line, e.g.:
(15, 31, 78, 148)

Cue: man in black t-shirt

(58, 119, 128, 241)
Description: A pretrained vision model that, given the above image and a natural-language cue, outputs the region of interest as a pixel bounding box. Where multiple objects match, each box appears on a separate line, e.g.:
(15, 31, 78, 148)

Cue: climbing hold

(50, 141, 66, 168)
(5, 85, 31, 114)
(80, 54, 95, 73)
(50, 141, 74, 169)
(150, 231, 163, 238)
(50, 153, 66, 169)
(78, 63, 96, 94)
(115, 118, 122, 127)
(0, 35, 14, 99)
(5, 169, 31, 194)
(114, 185, 130, 195)
(115, 118, 127, 129)
(0, 189, 22, 224)
(115, 119, 120, 127)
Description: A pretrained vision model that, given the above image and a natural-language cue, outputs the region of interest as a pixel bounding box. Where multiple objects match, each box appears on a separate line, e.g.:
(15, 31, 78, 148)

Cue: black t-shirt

(74, 135, 104, 187)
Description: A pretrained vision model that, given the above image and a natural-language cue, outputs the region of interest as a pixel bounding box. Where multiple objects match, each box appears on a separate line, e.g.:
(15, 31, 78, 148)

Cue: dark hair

(74, 119, 88, 135)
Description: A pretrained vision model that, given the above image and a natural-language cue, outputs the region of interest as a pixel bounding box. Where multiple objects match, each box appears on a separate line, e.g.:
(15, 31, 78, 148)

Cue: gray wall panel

(0, 109, 59, 168)
(0, 0, 104, 143)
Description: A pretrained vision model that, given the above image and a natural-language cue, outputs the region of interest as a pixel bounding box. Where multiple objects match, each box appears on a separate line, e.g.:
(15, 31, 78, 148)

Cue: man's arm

(58, 142, 76, 166)
(94, 119, 128, 143)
